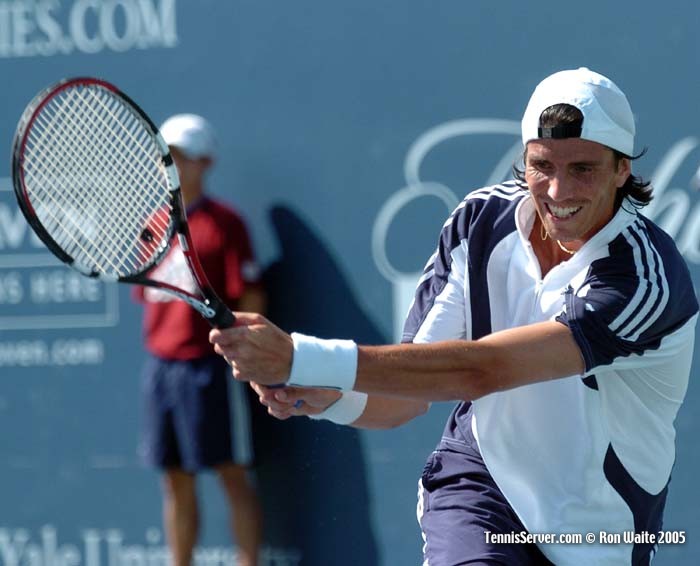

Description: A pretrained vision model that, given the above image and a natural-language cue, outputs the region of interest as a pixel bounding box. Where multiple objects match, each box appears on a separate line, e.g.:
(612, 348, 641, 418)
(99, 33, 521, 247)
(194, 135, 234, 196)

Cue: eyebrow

(527, 155, 604, 166)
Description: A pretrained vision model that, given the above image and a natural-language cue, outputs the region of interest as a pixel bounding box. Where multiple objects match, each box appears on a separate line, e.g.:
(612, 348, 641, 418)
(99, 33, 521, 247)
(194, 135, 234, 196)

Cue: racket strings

(23, 89, 164, 272)
(25, 111, 155, 272)
(33, 88, 169, 264)
(31, 87, 168, 261)
(21, 84, 173, 277)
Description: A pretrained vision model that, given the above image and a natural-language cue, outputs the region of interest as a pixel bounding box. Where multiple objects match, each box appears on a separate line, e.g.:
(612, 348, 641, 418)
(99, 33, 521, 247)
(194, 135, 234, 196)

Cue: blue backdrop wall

(0, 2, 699, 565)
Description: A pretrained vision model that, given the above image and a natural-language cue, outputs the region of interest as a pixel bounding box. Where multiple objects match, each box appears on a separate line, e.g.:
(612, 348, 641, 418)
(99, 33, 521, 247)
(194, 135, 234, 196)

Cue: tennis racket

(11, 77, 235, 328)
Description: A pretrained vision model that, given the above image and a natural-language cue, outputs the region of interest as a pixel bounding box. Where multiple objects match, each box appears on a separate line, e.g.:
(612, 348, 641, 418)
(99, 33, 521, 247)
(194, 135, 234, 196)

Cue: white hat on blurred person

(160, 113, 217, 159)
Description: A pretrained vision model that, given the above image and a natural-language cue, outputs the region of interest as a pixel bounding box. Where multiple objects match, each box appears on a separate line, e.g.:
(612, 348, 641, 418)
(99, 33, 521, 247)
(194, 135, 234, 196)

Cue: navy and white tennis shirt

(403, 181, 698, 565)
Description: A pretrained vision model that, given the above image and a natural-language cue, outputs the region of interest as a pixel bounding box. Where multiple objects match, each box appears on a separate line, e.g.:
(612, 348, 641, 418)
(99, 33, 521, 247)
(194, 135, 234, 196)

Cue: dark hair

(513, 104, 652, 210)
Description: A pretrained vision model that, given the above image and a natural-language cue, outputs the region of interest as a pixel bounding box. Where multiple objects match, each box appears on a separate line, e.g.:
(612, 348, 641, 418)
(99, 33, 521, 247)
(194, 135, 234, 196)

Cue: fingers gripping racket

(12, 77, 235, 328)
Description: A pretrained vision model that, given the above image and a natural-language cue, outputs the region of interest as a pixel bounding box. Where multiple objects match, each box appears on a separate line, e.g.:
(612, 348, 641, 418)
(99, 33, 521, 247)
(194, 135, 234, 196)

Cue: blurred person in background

(134, 114, 265, 566)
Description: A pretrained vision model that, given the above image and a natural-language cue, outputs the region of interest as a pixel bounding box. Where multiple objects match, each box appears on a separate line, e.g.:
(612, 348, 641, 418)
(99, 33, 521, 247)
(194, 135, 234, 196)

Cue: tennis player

(135, 114, 264, 566)
(210, 69, 698, 565)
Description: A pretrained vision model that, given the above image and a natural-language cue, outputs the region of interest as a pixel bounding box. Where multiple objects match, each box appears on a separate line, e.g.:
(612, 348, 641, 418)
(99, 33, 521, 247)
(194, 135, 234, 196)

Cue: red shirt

(134, 197, 260, 360)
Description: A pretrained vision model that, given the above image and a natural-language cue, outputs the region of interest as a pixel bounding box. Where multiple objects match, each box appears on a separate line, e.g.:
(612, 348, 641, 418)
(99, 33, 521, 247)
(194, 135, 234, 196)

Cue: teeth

(549, 204, 581, 218)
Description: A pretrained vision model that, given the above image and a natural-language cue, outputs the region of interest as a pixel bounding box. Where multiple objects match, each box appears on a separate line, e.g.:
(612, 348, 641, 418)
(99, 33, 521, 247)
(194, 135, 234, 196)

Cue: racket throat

(166, 287, 218, 319)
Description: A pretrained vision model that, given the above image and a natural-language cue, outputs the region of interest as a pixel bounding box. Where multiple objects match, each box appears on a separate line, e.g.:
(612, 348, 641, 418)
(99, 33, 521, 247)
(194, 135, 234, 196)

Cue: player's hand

(251, 382, 342, 420)
(209, 312, 293, 385)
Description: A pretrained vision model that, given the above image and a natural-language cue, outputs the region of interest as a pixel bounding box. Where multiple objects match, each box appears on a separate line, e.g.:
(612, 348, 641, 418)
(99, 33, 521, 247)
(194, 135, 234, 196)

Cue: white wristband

(287, 333, 358, 390)
(308, 391, 368, 425)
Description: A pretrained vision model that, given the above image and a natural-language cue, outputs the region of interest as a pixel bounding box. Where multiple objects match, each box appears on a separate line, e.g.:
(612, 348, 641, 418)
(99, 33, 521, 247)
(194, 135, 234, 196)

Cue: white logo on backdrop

(0, 178, 117, 366)
(0, 0, 177, 58)
(372, 119, 700, 342)
(0, 526, 302, 566)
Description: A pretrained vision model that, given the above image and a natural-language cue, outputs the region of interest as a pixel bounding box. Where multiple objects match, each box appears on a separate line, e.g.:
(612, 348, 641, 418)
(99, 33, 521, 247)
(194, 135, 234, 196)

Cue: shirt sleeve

(556, 258, 698, 374)
(402, 204, 470, 345)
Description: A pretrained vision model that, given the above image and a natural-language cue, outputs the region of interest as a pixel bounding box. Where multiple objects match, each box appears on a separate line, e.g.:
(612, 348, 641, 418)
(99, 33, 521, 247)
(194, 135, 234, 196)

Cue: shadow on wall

(251, 205, 382, 566)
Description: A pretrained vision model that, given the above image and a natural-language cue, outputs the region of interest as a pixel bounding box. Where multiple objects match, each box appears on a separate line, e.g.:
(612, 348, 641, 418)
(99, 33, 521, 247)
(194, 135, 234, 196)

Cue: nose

(547, 172, 575, 202)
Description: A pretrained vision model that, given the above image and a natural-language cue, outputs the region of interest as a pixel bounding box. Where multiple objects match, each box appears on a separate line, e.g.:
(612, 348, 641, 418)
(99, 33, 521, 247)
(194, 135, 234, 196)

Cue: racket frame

(11, 77, 235, 328)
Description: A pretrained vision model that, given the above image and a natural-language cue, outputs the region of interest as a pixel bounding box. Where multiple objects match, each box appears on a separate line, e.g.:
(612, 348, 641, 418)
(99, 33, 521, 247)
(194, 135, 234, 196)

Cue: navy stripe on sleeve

(557, 216, 698, 371)
(402, 182, 525, 343)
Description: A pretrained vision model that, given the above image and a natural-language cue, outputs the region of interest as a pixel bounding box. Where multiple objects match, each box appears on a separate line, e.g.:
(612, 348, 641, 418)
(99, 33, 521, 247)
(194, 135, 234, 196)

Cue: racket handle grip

(209, 304, 237, 328)
(211, 306, 292, 399)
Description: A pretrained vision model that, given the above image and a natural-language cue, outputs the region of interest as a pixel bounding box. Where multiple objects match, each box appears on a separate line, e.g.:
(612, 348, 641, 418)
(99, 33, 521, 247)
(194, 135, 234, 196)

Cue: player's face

(525, 138, 631, 246)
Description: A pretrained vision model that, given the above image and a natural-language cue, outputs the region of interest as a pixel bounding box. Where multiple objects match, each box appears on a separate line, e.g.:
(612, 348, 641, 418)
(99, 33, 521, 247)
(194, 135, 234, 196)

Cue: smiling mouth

(546, 203, 582, 219)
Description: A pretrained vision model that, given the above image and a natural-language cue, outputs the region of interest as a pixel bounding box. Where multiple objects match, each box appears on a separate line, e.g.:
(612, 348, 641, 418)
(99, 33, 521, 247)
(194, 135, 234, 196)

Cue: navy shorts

(141, 354, 254, 472)
(417, 413, 554, 565)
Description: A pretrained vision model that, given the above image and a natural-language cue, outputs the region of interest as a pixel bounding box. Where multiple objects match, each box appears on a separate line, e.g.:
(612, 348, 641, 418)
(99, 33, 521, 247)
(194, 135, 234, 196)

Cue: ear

(615, 157, 631, 188)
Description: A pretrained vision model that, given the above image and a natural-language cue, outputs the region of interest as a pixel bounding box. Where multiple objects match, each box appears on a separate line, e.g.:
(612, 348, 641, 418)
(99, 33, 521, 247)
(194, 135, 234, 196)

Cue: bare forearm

(249, 383, 428, 429)
(354, 322, 583, 401)
(351, 395, 430, 429)
(355, 341, 489, 402)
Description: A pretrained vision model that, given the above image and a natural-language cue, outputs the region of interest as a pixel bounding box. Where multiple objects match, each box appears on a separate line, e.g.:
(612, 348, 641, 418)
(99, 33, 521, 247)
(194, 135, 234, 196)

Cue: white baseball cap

(160, 113, 217, 159)
(521, 67, 635, 156)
